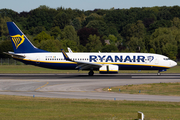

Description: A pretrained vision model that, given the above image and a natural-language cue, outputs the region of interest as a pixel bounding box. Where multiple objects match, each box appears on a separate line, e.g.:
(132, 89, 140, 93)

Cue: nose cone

(171, 60, 177, 67)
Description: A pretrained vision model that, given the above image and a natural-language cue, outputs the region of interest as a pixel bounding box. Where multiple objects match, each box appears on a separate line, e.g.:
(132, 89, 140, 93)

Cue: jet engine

(99, 65, 118, 74)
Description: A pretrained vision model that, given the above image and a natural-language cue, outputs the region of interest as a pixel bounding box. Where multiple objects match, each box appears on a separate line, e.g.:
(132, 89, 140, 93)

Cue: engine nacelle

(99, 65, 119, 74)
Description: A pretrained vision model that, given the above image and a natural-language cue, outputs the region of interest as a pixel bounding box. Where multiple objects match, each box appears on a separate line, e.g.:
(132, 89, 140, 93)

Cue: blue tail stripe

(7, 22, 48, 53)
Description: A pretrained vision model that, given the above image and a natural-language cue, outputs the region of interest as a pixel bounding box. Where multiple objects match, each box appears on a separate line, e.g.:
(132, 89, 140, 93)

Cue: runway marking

(35, 82, 49, 91)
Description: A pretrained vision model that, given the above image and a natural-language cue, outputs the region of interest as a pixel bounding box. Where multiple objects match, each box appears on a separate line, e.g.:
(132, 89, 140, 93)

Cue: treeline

(0, 5, 180, 60)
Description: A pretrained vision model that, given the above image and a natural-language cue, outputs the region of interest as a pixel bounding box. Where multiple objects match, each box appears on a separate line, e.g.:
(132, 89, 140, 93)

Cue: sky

(0, 0, 180, 13)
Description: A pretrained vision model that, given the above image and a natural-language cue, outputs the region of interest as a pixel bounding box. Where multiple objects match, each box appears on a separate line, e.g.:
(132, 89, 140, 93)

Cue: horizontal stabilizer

(3, 52, 25, 58)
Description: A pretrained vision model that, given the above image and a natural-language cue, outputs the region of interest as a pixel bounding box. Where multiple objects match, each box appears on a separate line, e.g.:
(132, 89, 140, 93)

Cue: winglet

(61, 49, 72, 61)
(3, 52, 25, 58)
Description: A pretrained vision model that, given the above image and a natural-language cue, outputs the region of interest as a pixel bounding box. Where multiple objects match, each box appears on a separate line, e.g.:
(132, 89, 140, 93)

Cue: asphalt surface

(0, 73, 180, 102)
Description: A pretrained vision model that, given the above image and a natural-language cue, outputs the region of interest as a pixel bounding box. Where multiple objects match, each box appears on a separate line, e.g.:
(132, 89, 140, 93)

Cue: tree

(108, 34, 117, 44)
(104, 10, 128, 32)
(157, 7, 172, 20)
(149, 48, 155, 53)
(86, 35, 102, 52)
(108, 26, 118, 36)
(121, 20, 146, 41)
(135, 20, 146, 38)
(127, 37, 145, 52)
(60, 39, 79, 52)
(162, 43, 177, 60)
(33, 31, 53, 43)
(0, 16, 11, 37)
(29, 26, 46, 35)
(27, 5, 57, 30)
(62, 25, 79, 45)
(77, 27, 100, 46)
(172, 17, 180, 29)
(38, 39, 62, 52)
(170, 6, 180, 18)
(0, 40, 13, 58)
(50, 26, 62, 39)
(102, 44, 119, 52)
(169, 27, 180, 59)
(82, 13, 103, 27)
(86, 20, 108, 35)
(0, 9, 19, 22)
(72, 18, 81, 31)
(148, 20, 172, 33)
(53, 12, 70, 29)
(150, 27, 178, 59)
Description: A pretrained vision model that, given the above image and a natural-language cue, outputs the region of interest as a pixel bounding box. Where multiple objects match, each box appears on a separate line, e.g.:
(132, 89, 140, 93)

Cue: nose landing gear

(157, 69, 166, 76)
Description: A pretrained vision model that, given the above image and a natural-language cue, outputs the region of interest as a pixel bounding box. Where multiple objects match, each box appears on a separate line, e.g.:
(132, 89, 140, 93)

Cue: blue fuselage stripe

(15, 58, 168, 70)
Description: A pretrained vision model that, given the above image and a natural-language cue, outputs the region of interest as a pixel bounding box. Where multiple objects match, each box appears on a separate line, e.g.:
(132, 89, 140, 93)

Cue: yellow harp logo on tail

(11, 35, 25, 49)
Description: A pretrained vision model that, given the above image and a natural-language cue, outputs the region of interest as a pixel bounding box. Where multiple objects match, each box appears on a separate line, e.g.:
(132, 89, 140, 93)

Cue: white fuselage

(14, 52, 177, 71)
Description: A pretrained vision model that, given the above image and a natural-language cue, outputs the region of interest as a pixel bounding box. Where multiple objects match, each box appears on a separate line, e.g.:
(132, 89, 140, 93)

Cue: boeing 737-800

(4, 22, 177, 76)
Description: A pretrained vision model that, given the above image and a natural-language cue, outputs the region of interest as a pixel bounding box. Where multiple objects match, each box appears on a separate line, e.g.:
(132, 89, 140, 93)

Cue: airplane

(4, 22, 177, 76)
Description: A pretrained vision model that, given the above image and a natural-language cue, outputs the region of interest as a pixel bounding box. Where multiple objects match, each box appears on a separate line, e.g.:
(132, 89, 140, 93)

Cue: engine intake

(99, 65, 118, 74)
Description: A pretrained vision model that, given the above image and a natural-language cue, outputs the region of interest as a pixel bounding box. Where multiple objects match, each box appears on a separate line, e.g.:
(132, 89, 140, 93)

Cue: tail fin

(7, 22, 48, 53)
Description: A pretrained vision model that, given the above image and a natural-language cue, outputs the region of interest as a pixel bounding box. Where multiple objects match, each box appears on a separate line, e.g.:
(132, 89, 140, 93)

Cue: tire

(88, 71, 94, 76)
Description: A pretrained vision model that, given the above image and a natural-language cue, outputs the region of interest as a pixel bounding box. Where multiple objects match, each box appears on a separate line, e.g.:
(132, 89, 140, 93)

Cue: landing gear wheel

(157, 72, 161, 76)
(88, 71, 94, 76)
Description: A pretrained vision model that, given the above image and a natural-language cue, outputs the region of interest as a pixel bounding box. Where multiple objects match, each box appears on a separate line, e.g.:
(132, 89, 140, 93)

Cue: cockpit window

(164, 58, 170, 60)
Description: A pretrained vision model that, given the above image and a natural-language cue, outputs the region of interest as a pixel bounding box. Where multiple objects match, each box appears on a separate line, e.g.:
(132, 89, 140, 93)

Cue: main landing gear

(157, 72, 161, 76)
(157, 70, 161, 76)
(88, 70, 94, 76)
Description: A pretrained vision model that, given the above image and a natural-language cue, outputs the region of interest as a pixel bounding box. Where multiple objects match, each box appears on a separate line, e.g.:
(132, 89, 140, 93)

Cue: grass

(0, 95, 180, 120)
(104, 82, 180, 96)
(0, 65, 180, 73)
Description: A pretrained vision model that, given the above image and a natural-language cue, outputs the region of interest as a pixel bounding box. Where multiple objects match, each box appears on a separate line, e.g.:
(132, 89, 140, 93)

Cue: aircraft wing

(75, 61, 102, 70)
(61, 49, 102, 70)
(3, 51, 25, 58)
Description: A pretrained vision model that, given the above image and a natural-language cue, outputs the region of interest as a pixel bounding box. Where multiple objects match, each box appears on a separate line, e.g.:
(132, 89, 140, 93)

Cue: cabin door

(155, 57, 158, 64)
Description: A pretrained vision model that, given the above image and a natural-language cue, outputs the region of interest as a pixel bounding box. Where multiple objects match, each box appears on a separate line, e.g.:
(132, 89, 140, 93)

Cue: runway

(0, 73, 180, 102)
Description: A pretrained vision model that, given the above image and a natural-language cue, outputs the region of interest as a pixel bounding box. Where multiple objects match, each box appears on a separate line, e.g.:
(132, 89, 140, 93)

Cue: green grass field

(0, 65, 180, 73)
(0, 95, 180, 120)
(104, 82, 180, 96)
